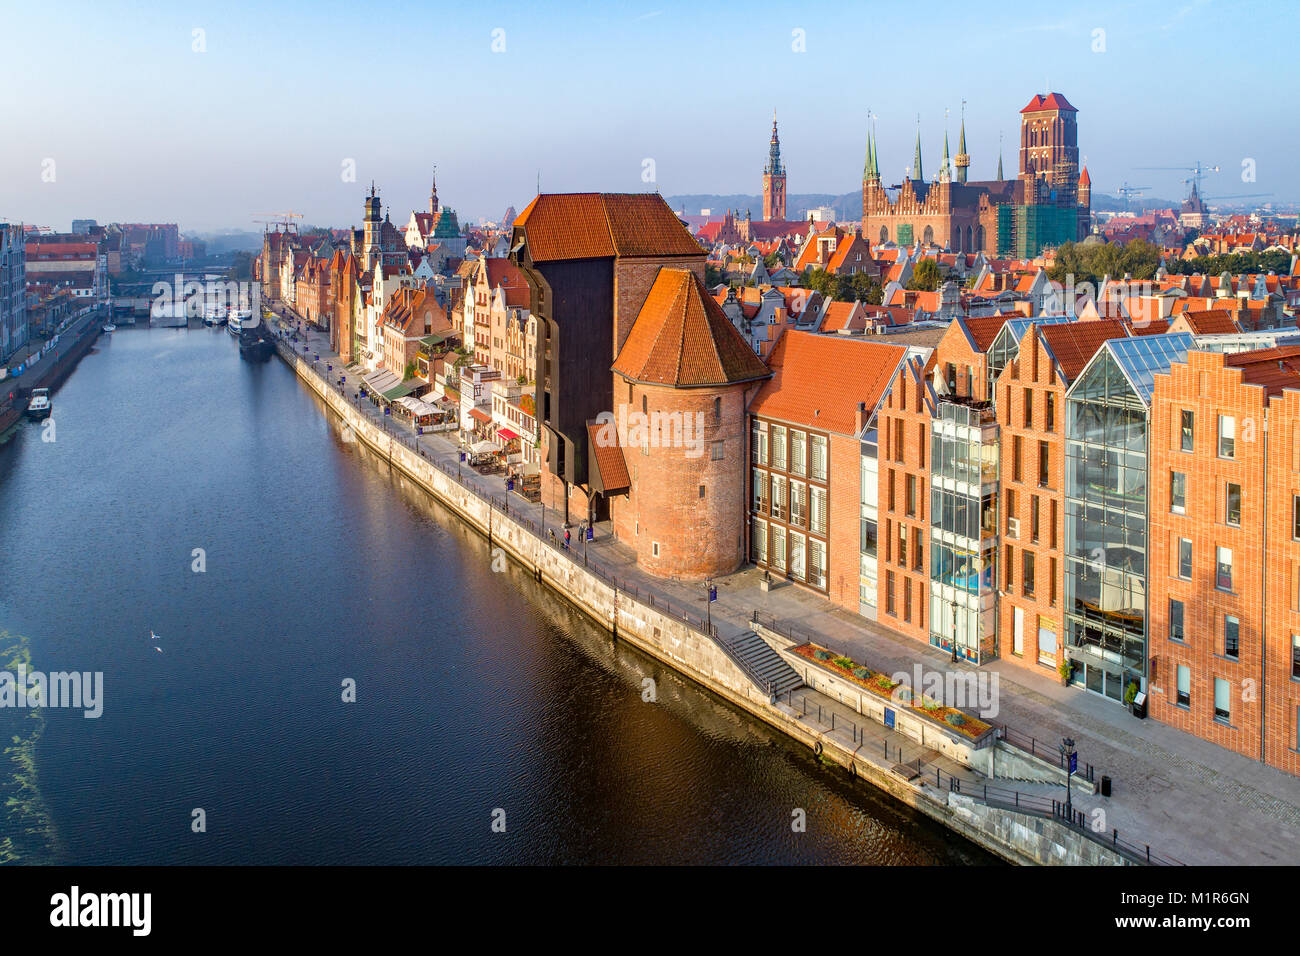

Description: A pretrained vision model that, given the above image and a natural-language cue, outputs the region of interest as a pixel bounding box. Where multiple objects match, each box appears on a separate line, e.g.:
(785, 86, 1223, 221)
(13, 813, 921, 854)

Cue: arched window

(879, 226, 889, 244)
(713, 396, 721, 422)
(923, 225, 934, 246)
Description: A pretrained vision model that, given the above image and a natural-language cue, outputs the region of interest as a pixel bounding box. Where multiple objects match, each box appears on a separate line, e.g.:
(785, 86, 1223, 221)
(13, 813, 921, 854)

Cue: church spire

(429, 165, 439, 216)
(765, 111, 783, 175)
(997, 131, 1004, 180)
(955, 99, 970, 184)
(864, 115, 879, 182)
(912, 119, 923, 182)
(940, 111, 951, 183)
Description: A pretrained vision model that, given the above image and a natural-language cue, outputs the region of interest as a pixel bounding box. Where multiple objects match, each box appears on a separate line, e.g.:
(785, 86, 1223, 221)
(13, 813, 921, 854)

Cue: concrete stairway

(721, 630, 805, 698)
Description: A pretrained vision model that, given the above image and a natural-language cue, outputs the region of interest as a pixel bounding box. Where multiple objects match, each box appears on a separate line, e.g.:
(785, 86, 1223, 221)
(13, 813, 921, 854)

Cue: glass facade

(1063, 338, 1192, 702)
(1065, 354, 1147, 698)
(859, 421, 880, 618)
(929, 399, 999, 663)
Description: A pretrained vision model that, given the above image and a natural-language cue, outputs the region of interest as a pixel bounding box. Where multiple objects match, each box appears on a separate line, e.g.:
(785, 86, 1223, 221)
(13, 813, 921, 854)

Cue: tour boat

(227, 309, 255, 336)
(202, 306, 225, 327)
(25, 388, 51, 420)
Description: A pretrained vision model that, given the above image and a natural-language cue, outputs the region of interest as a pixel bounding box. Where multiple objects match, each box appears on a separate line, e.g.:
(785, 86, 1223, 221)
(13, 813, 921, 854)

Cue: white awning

(364, 369, 402, 394)
(470, 440, 501, 454)
(397, 396, 440, 416)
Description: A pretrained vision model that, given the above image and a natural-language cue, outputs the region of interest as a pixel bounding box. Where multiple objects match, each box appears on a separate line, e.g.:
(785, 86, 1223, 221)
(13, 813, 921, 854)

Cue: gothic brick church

(861, 93, 1091, 259)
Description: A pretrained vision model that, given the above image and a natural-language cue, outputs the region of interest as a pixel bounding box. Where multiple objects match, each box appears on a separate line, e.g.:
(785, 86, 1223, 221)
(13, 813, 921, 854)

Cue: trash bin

(1100, 775, 1112, 797)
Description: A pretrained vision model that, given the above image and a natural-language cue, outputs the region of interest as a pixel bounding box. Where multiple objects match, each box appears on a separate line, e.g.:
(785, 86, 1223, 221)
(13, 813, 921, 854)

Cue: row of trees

(1164, 249, 1292, 277)
(803, 268, 883, 304)
(1046, 238, 1163, 286)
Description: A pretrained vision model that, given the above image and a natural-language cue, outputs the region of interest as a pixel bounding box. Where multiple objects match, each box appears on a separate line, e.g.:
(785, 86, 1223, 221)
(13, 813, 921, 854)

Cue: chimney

(855, 401, 868, 435)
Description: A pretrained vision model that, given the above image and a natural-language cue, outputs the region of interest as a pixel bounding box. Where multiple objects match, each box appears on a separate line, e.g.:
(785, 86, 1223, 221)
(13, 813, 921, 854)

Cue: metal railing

(931, 765, 1183, 866)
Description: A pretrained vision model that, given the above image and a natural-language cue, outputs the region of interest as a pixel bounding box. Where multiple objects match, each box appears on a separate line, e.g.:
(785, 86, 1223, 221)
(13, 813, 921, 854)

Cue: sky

(0, 0, 1291, 233)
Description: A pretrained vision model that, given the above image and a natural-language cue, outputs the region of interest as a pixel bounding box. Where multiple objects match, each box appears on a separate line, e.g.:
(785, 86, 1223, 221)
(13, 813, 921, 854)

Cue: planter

(791, 642, 992, 743)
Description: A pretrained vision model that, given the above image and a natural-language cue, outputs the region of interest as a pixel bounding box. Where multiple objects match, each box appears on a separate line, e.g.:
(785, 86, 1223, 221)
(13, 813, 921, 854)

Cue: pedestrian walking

(564, 529, 571, 550)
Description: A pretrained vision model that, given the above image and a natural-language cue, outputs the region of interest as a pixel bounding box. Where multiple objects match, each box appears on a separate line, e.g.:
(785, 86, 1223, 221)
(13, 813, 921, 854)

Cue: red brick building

(605, 268, 771, 578)
(749, 332, 905, 612)
(1148, 347, 1300, 775)
(510, 193, 707, 526)
(995, 318, 1129, 674)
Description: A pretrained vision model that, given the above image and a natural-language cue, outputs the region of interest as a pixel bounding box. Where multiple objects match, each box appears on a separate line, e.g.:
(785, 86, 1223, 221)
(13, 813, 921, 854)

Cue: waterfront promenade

(275, 311, 1300, 865)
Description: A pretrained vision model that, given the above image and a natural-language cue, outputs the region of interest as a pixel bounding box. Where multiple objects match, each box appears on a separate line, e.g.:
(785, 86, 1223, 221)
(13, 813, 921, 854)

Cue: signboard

(884, 707, 895, 729)
(1068, 752, 1078, 774)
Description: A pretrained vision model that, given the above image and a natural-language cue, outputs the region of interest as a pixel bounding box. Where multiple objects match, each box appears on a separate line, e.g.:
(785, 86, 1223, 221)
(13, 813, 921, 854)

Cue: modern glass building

(1063, 333, 1194, 701)
(929, 397, 1000, 663)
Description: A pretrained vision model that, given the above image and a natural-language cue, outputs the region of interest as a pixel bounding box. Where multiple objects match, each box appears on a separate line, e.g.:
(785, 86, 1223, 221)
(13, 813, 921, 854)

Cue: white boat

(25, 388, 51, 420)
(202, 306, 225, 327)
(227, 309, 255, 336)
(102, 324, 116, 333)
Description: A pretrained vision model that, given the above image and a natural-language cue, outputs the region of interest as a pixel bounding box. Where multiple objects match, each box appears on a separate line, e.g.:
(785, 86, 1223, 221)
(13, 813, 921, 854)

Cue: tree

(1048, 238, 1162, 286)
(907, 258, 941, 292)
(705, 263, 724, 288)
(804, 268, 836, 298)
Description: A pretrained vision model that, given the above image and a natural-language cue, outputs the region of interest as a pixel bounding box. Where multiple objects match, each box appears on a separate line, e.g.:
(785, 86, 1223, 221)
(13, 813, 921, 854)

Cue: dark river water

(0, 326, 996, 865)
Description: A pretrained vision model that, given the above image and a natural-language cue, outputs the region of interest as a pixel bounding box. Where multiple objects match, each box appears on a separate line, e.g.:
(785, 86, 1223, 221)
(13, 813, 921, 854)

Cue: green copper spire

(997, 132, 1004, 180)
(912, 124, 923, 182)
(864, 127, 873, 180)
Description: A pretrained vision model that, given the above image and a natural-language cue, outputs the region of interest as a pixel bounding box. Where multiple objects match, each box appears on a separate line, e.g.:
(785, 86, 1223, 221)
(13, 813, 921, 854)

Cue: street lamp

(1060, 736, 1077, 823)
(950, 593, 959, 663)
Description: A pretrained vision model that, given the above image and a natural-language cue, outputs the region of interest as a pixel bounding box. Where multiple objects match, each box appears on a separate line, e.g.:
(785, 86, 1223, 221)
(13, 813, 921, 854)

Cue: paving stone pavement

(274, 310, 1300, 866)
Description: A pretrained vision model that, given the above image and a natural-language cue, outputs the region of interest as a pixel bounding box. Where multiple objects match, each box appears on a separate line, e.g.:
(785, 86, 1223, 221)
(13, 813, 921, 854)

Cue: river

(0, 325, 996, 865)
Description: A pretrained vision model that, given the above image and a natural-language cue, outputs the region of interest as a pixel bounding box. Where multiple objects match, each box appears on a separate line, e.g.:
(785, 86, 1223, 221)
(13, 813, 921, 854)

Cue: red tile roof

(514, 193, 704, 262)
(1178, 309, 1240, 335)
(587, 422, 630, 493)
(612, 268, 771, 387)
(1225, 346, 1300, 397)
(749, 331, 905, 435)
(1038, 318, 1130, 383)
(1021, 92, 1076, 113)
(962, 315, 1009, 353)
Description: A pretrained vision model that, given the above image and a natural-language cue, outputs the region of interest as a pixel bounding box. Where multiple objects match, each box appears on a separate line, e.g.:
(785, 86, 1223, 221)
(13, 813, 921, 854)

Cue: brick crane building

(604, 268, 771, 578)
(509, 193, 708, 526)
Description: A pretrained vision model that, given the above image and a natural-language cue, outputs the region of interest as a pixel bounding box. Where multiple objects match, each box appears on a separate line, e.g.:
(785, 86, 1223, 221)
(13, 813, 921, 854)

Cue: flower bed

(791, 642, 991, 740)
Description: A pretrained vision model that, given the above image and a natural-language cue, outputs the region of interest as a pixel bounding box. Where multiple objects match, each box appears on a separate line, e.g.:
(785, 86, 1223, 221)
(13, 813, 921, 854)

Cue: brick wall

(1264, 389, 1300, 776)
(613, 256, 705, 359)
(1148, 352, 1265, 762)
(876, 360, 933, 645)
(612, 379, 747, 579)
(995, 338, 1067, 676)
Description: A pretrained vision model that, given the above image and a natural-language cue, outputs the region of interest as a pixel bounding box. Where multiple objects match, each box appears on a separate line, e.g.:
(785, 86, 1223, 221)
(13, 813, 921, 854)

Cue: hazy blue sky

(0, 0, 1290, 232)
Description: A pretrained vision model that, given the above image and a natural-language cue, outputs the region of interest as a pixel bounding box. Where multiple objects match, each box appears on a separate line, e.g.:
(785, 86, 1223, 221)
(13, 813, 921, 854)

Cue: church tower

(1018, 92, 1079, 205)
(429, 168, 440, 217)
(363, 183, 382, 273)
(761, 113, 786, 221)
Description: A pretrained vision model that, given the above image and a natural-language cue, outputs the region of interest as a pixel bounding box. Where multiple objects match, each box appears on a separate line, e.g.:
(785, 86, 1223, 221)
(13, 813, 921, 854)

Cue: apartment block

(749, 333, 905, 612)
(995, 318, 1130, 674)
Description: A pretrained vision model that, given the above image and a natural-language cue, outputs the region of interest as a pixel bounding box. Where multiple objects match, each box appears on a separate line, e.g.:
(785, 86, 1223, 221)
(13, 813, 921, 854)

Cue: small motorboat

(102, 324, 116, 333)
(25, 388, 51, 420)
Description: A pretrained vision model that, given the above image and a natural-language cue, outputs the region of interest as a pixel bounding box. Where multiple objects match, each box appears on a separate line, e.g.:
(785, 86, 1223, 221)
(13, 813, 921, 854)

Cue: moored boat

(25, 388, 51, 420)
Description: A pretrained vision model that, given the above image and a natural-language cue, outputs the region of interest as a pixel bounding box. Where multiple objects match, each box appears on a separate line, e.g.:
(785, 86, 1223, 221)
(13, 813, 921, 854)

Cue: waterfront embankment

(273, 326, 1172, 866)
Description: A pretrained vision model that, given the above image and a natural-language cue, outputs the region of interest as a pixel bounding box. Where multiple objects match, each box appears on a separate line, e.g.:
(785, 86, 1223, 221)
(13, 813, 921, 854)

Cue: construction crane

(1115, 182, 1151, 212)
(1136, 162, 1220, 201)
(252, 210, 304, 234)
